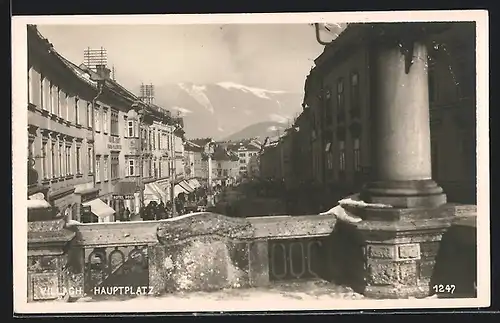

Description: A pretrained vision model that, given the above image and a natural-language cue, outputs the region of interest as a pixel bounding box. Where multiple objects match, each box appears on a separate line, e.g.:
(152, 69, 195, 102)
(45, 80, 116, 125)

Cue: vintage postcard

(12, 11, 489, 314)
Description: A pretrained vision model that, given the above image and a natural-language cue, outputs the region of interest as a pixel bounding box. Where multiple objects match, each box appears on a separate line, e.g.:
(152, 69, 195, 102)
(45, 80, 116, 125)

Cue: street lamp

(206, 140, 216, 207)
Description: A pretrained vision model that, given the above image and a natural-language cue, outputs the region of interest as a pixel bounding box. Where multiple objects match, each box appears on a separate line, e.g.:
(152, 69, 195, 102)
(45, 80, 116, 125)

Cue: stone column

(345, 23, 461, 299)
(361, 26, 446, 208)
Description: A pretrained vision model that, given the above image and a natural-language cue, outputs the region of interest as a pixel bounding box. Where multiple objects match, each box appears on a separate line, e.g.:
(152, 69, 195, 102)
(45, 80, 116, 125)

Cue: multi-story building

(27, 25, 104, 222)
(290, 108, 313, 188)
(190, 138, 214, 181)
(212, 146, 239, 184)
(184, 140, 204, 179)
(224, 139, 261, 176)
(259, 138, 282, 181)
(260, 22, 476, 208)
(246, 155, 260, 178)
(27, 25, 186, 222)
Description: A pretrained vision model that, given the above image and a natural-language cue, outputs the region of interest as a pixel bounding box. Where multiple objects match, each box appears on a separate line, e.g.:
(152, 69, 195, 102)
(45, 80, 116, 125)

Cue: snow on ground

(56, 281, 364, 312)
(22, 281, 448, 313)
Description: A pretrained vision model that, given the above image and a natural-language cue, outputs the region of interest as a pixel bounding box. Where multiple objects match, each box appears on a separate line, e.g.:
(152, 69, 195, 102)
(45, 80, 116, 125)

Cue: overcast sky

(36, 24, 328, 94)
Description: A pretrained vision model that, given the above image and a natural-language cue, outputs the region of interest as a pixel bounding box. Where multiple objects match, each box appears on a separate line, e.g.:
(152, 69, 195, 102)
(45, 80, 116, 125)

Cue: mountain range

(152, 82, 304, 140)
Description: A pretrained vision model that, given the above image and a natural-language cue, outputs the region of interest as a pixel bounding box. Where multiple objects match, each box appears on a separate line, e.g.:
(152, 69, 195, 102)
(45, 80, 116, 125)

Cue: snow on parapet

(216, 82, 286, 100)
(178, 83, 215, 114)
(27, 199, 52, 209)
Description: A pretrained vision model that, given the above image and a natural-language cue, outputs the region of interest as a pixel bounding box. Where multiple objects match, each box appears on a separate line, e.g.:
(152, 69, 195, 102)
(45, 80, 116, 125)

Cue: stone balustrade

(27, 206, 477, 302)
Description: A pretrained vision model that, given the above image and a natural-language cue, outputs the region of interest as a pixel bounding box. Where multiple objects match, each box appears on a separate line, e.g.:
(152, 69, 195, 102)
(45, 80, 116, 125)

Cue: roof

(29, 25, 183, 126)
(190, 138, 214, 147)
(184, 140, 203, 152)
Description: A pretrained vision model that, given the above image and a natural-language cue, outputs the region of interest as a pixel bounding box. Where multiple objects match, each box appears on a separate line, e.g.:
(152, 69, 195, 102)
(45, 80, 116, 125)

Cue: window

(111, 153, 119, 179)
(153, 160, 158, 177)
(127, 120, 134, 137)
(350, 72, 360, 116)
(152, 130, 156, 150)
(337, 78, 345, 121)
(50, 142, 56, 178)
(87, 102, 92, 128)
(339, 140, 346, 172)
(103, 109, 109, 133)
(59, 91, 67, 119)
(40, 77, 46, 110)
(41, 140, 48, 179)
(42, 79, 51, 112)
(96, 157, 101, 182)
(325, 142, 333, 170)
(76, 146, 81, 174)
(128, 159, 135, 176)
(74, 97, 80, 124)
(58, 143, 63, 177)
(28, 68, 37, 106)
(353, 138, 361, 172)
(158, 132, 161, 150)
(110, 109, 119, 135)
(51, 85, 58, 115)
(240, 159, 246, 164)
(65, 95, 70, 121)
(148, 130, 153, 150)
(65, 144, 71, 175)
(94, 107, 101, 132)
(239, 153, 245, 157)
(87, 146, 93, 174)
(325, 87, 333, 125)
(103, 156, 109, 181)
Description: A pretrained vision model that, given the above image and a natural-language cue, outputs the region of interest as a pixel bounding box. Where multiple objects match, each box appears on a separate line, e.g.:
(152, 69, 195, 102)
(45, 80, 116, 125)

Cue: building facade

(259, 22, 476, 208)
(224, 139, 261, 177)
(27, 25, 98, 222)
(27, 25, 186, 222)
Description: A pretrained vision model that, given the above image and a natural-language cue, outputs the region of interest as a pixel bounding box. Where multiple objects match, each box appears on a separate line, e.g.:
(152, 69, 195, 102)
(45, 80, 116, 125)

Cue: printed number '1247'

(432, 284, 456, 294)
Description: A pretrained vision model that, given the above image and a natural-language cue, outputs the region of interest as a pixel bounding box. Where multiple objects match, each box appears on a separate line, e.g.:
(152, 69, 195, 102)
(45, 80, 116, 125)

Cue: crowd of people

(115, 188, 214, 221)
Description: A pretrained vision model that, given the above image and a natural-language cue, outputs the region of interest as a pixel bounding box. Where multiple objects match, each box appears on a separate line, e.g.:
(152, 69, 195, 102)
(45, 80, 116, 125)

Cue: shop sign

(108, 136, 122, 150)
(113, 194, 135, 200)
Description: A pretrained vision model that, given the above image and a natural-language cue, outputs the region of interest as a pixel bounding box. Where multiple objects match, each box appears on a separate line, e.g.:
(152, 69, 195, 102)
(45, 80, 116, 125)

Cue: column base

(361, 179, 447, 208)
(342, 204, 462, 299)
(364, 283, 431, 299)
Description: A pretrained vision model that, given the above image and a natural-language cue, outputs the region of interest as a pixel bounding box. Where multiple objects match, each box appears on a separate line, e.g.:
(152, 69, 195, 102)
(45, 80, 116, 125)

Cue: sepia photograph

(12, 11, 489, 314)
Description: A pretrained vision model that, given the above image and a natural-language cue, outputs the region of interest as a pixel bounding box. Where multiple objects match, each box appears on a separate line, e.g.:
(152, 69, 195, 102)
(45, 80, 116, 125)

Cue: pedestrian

(123, 207, 131, 221)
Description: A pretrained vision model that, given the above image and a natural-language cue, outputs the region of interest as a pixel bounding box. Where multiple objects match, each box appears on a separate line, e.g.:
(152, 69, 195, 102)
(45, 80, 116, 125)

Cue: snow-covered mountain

(224, 121, 288, 142)
(153, 82, 303, 140)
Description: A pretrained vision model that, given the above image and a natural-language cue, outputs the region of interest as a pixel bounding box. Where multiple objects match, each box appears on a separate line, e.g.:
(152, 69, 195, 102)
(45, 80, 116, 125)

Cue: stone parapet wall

(27, 206, 477, 302)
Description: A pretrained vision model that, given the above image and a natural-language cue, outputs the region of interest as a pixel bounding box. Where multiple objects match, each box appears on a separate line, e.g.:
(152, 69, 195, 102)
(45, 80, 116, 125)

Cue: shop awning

(179, 180, 195, 193)
(152, 182, 169, 200)
(83, 199, 116, 219)
(174, 184, 188, 197)
(144, 183, 163, 202)
(187, 179, 201, 189)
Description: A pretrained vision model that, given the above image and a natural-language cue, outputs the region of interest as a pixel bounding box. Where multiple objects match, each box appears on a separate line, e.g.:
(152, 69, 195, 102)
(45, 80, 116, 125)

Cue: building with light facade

(27, 25, 186, 222)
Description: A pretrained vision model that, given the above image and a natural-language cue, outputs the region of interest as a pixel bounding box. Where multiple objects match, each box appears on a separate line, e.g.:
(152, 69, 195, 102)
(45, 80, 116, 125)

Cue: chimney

(95, 64, 111, 80)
